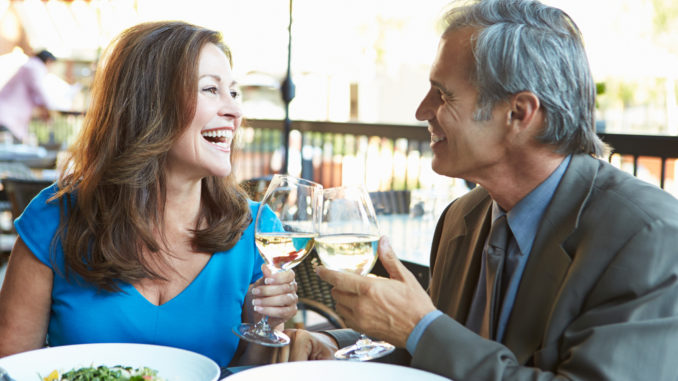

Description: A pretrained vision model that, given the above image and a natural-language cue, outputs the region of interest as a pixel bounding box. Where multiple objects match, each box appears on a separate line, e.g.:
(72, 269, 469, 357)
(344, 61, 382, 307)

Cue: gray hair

(443, 0, 606, 156)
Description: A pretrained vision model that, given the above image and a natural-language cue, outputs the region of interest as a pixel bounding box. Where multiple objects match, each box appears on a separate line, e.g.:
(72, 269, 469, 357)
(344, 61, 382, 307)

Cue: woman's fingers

(251, 267, 299, 323)
(261, 265, 295, 283)
(253, 291, 298, 308)
(252, 281, 297, 297)
(254, 303, 298, 320)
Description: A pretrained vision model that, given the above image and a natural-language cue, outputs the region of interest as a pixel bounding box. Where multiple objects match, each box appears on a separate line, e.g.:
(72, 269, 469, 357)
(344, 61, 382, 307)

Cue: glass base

(233, 323, 290, 347)
(334, 337, 395, 361)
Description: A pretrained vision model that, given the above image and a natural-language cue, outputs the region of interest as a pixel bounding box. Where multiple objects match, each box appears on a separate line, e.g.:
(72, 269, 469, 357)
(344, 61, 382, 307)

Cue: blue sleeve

(406, 310, 444, 355)
(14, 183, 62, 269)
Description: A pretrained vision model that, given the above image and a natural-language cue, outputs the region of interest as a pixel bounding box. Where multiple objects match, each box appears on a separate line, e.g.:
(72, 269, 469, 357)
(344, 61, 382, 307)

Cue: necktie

(479, 214, 510, 339)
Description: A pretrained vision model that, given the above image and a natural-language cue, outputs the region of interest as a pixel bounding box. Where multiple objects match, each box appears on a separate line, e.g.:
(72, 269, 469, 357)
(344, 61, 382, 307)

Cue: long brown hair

(53, 21, 251, 291)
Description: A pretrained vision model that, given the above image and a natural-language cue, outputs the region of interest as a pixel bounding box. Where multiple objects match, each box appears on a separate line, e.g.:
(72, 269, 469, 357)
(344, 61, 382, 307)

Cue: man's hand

(275, 329, 339, 362)
(316, 236, 436, 348)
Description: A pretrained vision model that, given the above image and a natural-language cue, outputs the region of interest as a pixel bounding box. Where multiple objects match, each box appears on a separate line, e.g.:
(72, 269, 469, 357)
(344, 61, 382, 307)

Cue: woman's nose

(219, 94, 242, 119)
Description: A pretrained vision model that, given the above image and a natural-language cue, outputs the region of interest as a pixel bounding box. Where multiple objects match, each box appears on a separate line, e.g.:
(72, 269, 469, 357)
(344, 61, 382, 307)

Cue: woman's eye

(230, 89, 241, 99)
(203, 87, 218, 95)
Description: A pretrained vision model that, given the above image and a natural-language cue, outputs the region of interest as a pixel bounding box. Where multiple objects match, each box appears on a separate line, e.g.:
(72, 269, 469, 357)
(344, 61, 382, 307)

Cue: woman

(0, 21, 298, 367)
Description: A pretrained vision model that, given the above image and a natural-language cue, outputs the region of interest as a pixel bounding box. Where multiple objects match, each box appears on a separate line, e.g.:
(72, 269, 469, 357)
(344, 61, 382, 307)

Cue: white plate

(0, 343, 220, 381)
(227, 360, 449, 381)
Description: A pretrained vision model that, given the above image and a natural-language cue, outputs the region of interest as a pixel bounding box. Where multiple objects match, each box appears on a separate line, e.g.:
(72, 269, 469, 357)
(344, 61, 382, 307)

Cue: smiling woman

(0, 21, 299, 368)
(166, 42, 241, 181)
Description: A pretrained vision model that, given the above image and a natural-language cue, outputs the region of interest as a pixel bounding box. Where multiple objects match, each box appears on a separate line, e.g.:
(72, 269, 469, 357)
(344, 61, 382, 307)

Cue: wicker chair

(2, 177, 54, 222)
(239, 175, 273, 202)
(294, 249, 347, 329)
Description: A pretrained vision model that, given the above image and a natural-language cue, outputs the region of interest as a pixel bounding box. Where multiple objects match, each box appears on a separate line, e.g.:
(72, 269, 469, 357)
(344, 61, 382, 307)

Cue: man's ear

(508, 91, 541, 127)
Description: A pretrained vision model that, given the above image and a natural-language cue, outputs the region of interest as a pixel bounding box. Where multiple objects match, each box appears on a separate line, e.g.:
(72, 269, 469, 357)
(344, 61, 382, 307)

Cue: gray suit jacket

(412, 154, 678, 380)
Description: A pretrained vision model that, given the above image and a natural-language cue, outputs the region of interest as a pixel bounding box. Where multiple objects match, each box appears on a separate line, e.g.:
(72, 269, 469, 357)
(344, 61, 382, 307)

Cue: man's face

(415, 28, 511, 183)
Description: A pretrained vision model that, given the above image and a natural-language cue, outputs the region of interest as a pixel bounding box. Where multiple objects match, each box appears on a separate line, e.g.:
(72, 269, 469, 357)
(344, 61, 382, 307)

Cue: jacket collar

(503, 154, 599, 362)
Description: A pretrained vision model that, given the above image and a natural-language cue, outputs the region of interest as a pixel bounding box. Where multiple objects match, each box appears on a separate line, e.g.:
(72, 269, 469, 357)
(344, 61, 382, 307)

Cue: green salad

(42, 365, 164, 381)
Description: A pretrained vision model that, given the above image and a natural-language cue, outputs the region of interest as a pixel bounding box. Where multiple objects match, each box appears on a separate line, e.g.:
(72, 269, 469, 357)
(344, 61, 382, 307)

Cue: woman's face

(166, 42, 242, 182)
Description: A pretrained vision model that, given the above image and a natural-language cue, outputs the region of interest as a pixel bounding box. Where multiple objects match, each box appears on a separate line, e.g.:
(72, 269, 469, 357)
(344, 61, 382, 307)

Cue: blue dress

(15, 184, 265, 367)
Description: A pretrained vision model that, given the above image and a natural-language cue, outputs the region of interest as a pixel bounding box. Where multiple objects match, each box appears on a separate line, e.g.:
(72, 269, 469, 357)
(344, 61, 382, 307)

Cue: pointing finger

(316, 265, 366, 294)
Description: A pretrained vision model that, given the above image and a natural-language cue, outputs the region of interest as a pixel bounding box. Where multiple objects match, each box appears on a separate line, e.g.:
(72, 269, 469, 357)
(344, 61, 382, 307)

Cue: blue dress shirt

(407, 156, 571, 354)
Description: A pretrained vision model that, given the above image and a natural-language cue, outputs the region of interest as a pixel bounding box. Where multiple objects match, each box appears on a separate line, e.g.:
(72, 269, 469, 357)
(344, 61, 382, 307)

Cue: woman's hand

(250, 265, 298, 328)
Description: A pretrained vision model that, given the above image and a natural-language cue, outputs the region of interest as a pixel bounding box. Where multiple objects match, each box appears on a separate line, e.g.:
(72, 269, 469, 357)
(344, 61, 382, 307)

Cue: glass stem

(253, 315, 271, 336)
(356, 333, 372, 348)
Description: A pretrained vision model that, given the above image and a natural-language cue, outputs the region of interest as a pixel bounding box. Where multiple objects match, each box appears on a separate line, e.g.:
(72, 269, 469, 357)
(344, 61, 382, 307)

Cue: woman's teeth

(201, 129, 233, 148)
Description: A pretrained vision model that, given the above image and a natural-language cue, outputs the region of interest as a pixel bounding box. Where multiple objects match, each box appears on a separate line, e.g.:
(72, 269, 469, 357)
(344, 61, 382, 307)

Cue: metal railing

(599, 133, 678, 190)
(25, 114, 678, 197)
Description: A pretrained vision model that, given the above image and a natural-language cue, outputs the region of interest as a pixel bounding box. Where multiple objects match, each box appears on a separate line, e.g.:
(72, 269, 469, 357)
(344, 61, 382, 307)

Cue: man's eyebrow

(431, 80, 453, 97)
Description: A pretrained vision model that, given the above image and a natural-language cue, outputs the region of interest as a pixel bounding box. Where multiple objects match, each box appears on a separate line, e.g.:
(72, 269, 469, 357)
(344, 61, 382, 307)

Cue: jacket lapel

(503, 154, 599, 363)
(430, 188, 493, 322)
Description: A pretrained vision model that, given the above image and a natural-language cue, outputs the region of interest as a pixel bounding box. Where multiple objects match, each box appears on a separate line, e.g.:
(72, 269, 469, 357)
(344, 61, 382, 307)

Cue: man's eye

(203, 87, 218, 95)
(437, 88, 453, 103)
(435, 89, 445, 102)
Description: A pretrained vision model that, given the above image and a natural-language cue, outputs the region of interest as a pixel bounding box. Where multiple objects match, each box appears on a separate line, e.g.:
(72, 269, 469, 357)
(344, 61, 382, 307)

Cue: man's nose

(415, 91, 434, 121)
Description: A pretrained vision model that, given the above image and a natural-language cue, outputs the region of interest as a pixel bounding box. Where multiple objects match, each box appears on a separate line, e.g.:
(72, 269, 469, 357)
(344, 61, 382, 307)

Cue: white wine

(255, 232, 316, 270)
(315, 234, 379, 276)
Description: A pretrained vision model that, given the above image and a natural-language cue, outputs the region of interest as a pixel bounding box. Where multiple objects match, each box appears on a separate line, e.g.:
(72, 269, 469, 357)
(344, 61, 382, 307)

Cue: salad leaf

(42, 365, 163, 381)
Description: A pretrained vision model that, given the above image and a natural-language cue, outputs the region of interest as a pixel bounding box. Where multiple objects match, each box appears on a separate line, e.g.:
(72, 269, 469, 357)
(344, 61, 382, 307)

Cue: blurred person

(281, 0, 678, 379)
(0, 21, 299, 367)
(0, 49, 56, 143)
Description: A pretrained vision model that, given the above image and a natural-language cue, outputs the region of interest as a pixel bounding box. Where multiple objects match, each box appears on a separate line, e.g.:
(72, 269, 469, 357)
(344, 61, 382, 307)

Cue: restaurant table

(377, 213, 437, 266)
(223, 360, 449, 380)
(0, 144, 58, 169)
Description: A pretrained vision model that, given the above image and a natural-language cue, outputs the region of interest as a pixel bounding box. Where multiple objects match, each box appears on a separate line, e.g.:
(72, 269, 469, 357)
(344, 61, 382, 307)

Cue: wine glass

(316, 185, 395, 360)
(233, 174, 322, 347)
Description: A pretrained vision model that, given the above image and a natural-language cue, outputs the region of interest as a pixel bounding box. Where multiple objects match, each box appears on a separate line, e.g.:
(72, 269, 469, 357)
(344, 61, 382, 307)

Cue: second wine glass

(233, 174, 322, 347)
(316, 185, 395, 360)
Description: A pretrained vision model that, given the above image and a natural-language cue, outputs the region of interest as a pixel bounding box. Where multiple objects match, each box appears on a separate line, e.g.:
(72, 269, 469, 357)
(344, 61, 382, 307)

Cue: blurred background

(0, 0, 676, 275)
(2, 0, 676, 130)
(0, 0, 676, 202)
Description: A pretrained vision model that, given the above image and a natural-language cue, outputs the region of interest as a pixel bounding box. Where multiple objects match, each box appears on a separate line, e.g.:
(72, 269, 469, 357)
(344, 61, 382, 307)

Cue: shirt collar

(493, 155, 571, 256)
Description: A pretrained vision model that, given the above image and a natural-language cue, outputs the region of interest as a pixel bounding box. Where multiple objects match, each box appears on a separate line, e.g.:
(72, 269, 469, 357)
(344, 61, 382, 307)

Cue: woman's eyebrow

(199, 74, 238, 88)
(199, 74, 221, 82)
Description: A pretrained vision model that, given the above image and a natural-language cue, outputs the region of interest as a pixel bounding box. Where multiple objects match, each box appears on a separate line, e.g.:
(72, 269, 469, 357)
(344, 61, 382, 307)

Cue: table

(0, 144, 58, 169)
(224, 360, 449, 380)
(377, 213, 437, 266)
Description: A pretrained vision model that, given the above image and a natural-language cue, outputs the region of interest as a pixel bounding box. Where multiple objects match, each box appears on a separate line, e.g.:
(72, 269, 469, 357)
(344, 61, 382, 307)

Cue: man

(282, 0, 678, 379)
(0, 49, 56, 143)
